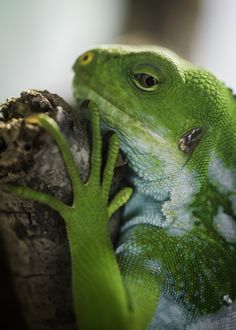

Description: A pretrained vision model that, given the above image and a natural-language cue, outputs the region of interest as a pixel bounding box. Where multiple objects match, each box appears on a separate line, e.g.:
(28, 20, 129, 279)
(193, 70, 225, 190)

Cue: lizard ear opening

(178, 127, 203, 153)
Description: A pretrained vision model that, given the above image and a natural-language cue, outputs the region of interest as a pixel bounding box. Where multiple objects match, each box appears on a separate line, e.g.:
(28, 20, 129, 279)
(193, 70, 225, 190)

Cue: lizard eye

(132, 73, 160, 92)
(79, 51, 94, 65)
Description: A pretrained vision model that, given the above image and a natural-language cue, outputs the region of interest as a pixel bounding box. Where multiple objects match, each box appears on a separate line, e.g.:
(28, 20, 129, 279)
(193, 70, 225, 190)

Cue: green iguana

(9, 45, 236, 329)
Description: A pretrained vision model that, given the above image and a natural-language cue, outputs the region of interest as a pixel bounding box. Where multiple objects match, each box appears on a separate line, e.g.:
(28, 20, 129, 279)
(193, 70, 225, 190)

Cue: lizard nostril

(79, 51, 94, 65)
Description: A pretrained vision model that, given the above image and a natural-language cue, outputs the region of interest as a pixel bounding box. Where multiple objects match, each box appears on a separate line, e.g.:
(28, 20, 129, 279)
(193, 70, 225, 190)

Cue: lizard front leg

(9, 102, 132, 330)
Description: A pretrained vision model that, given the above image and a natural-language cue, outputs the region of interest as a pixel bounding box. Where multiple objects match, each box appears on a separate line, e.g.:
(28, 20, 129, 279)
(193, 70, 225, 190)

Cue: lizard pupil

(136, 74, 158, 88)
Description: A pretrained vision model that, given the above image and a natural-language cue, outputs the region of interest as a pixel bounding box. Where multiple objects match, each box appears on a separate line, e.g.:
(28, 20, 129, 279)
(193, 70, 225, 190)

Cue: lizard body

(10, 45, 236, 329)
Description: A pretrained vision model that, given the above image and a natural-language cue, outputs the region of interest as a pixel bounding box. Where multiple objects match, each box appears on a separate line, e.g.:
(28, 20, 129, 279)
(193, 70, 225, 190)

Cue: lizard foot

(8, 101, 132, 223)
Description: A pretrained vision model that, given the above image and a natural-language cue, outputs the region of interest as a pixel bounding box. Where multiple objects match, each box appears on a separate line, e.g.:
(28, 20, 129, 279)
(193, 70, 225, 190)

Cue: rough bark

(0, 90, 126, 330)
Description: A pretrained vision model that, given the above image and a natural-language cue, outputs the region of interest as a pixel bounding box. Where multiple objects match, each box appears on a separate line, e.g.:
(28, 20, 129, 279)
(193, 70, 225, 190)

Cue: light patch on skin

(208, 153, 236, 194)
(150, 295, 236, 329)
(150, 294, 192, 329)
(162, 169, 200, 234)
(115, 242, 143, 257)
(143, 259, 161, 275)
(187, 299, 236, 330)
(123, 170, 199, 238)
(121, 190, 169, 233)
(121, 214, 165, 233)
(121, 161, 200, 236)
(121, 170, 199, 234)
(213, 207, 236, 243)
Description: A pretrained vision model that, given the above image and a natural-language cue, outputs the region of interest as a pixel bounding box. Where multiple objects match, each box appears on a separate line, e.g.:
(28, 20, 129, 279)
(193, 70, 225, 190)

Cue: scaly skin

(10, 45, 236, 329)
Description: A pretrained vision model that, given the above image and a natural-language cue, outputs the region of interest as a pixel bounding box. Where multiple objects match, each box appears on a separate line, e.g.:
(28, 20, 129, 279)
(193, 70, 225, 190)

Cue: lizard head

(73, 45, 232, 182)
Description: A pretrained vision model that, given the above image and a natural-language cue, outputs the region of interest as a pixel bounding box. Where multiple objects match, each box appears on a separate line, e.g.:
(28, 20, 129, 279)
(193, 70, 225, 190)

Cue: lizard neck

(122, 142, 236, 239)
